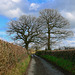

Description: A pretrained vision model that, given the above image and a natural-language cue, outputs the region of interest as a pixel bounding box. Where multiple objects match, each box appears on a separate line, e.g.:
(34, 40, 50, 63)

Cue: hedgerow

(0, 40, 27, 75)
(36, 50, 75, 62)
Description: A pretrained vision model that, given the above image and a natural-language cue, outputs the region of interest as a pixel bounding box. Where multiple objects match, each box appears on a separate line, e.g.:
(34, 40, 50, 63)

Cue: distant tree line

(55, 46, 75, 50)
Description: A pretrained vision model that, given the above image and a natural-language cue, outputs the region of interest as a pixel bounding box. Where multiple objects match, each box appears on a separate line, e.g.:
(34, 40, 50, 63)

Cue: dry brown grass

(0, 40, 27, 75)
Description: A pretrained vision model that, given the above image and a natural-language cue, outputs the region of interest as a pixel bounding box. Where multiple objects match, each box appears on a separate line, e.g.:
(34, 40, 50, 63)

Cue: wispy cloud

(0, 31, 7, 35)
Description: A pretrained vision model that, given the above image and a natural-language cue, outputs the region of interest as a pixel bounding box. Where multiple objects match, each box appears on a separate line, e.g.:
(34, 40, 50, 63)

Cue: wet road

(27, 55, 64, 75)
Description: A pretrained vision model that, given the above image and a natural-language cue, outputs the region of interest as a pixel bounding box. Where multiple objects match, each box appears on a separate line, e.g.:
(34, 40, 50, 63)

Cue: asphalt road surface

(27, 55, 64, 75)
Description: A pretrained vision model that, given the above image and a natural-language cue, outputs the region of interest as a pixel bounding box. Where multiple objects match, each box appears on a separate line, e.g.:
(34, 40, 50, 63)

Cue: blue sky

(0, 0, 75, 48)
(28, 0, 47, 3)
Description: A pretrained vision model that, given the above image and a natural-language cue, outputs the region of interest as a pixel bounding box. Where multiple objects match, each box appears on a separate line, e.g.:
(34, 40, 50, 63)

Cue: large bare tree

(7, 9, 73, 51)
(7, 15, 42, 52)
(39, 9, 73, 50)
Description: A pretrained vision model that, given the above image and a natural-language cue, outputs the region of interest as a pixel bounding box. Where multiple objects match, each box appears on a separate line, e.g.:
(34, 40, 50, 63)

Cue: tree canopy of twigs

(7, 9, 73, 51)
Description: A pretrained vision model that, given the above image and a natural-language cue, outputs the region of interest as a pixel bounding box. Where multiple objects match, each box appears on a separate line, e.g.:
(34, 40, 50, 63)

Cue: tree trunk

(25, 44, 29, 54)
(48, 25, 51, 50)
(25, 44, 28, 50)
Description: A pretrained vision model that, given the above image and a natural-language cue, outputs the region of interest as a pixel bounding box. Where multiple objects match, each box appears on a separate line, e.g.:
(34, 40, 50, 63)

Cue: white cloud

(0, 37, 4, 40)
(66, 40, 75, 43)
(0, 0, 25, 18)
(0, 37, 7, 41)
(66, 40, 75, 47)
(5, 8, 25, 18)
(0, 32, 7, 35)
(60, 10, 75, 29)
(29, 3, 40, 10)
(0, 1, 14, 10)
(12, 0, 21, 3)
(60, 10, 75, 21)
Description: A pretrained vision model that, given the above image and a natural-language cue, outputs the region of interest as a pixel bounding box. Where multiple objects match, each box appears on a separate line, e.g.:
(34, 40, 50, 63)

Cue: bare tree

(39, 9, 73, 50)
(7, 9, 73, 52)
(30, 43, 44, 51)
(7, 15, 42, 52)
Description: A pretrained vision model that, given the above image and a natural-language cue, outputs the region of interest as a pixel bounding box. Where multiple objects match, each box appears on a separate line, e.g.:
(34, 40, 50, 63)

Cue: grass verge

(6, 56, 31, 75)
(40, 55, 75, 75)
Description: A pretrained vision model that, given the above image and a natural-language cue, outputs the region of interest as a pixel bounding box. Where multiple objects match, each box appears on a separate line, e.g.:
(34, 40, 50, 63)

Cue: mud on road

(27, 55, 64, 75)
